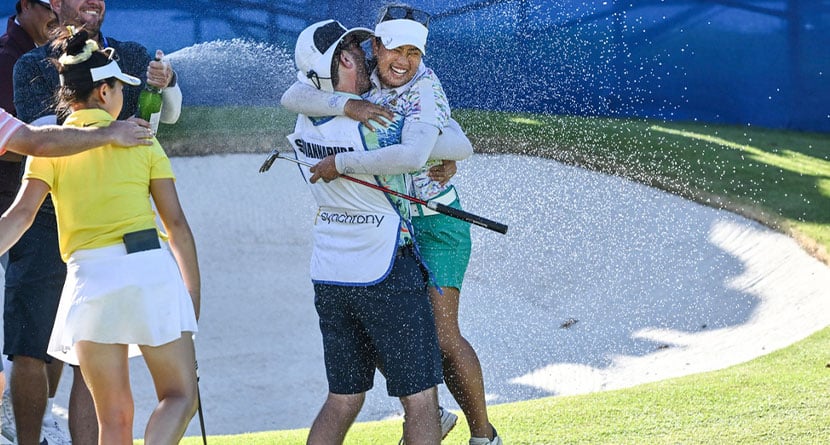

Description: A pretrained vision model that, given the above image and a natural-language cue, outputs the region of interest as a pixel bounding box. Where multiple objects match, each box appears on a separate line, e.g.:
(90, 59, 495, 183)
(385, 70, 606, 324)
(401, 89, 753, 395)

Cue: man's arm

(13, 49, 57, 123)
(5, 120, 154, 157)
(160, 83, 182, 124)
(281, 81, 393, 130)
(146, 50, 182, 124)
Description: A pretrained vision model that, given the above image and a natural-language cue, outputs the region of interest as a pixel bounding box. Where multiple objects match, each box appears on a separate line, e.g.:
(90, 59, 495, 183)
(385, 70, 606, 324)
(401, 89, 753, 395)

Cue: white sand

(6, 153, 827, 438)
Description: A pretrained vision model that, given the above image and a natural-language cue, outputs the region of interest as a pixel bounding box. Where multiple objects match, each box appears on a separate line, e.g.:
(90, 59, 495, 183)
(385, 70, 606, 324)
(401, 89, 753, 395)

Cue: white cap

(294, 19, 373, 92)
(90, 60, 141, 86)
(374, 19, 428, 55)
(59, 59, 141, 87)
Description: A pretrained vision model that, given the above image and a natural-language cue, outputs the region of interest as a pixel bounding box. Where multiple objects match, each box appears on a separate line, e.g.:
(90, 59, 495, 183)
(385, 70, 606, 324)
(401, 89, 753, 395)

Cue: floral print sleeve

(366, 65, 453, 200)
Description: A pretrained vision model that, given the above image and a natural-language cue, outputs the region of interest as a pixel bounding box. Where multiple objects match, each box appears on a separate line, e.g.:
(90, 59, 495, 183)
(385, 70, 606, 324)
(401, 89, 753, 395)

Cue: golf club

(195, 358, 207, 444)
(259, 150, 508, 234)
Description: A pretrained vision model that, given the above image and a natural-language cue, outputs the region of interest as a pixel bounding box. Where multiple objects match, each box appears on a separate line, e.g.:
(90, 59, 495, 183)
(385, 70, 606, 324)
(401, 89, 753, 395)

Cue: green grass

(174, 328, 830, 444)
(159, 106, 830, 444)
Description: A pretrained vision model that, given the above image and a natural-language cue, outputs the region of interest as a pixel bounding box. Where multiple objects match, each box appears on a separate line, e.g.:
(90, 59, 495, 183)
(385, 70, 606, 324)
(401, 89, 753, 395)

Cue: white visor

(374, 19, 428, 55)
(89, 60, 141, 86)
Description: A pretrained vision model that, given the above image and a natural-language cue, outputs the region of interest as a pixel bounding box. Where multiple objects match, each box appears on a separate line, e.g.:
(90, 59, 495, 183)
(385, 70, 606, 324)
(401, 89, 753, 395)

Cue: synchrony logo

(294, 139, 354, 159)
(318, 211, 386, 228)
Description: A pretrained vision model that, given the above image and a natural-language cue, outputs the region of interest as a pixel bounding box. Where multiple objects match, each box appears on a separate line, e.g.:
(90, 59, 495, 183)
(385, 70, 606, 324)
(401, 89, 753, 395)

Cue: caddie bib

(288, 114, 406, 285)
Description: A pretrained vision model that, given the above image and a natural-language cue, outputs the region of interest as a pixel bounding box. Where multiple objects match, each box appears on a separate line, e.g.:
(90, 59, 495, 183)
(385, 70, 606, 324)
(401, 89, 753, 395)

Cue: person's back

(2, 28, 200, 444)
(28, 108, 169, 261)
(7, 2, 183, 444)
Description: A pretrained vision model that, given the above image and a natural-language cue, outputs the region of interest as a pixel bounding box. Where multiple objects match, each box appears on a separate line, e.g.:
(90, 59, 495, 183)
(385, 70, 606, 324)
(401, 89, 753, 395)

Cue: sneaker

(40, 419, 71, 445)
(399, 406, 458, 444)
(438, 407, 458, 438)
(469, 425, 502, 445)
(1, 391, 14, 442)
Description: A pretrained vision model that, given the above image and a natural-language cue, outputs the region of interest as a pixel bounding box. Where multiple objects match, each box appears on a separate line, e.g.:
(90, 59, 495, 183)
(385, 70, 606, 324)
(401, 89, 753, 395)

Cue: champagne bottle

(137, 55, 163, 133)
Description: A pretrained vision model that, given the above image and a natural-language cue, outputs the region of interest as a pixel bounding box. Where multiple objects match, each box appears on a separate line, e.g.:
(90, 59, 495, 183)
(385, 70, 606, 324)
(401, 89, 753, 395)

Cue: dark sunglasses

(380, 5, 430, 28)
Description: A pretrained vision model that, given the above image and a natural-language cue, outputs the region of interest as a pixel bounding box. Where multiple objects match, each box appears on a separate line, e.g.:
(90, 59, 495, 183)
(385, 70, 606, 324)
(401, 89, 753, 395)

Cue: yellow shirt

(25, 109, 174, 261)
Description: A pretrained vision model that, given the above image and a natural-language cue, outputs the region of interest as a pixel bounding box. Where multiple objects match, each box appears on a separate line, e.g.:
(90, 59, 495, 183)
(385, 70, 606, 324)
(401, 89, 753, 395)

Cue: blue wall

(4, 0, 827, 132)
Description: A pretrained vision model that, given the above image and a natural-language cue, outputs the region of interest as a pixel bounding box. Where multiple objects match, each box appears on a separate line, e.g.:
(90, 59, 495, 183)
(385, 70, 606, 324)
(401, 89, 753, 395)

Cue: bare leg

(399, 386, 441, 445)
(10, 356, 48, 445)
(430, 286, 494, 439)
(45, 359, 63, 398)
(69, 366, 98, 444)
(74, 341, 133, 445)
(139, 333, 198, 445)
(307, 392, 364, 445)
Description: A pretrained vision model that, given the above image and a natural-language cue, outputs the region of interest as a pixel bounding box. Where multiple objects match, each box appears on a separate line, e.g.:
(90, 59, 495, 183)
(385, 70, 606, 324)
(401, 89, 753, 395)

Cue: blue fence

(4, 0, 828, 132)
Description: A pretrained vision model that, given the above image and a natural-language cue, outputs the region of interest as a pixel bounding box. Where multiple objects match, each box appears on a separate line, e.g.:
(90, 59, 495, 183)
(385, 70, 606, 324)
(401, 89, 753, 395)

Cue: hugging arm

(6, 121, 153, 157)
(332, 118, 472, 175)
(281, 81, 393, 130)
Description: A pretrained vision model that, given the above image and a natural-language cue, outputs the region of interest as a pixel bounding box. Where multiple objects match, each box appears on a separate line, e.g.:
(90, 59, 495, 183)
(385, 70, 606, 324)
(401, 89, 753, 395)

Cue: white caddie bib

(288, 115, 403, 285)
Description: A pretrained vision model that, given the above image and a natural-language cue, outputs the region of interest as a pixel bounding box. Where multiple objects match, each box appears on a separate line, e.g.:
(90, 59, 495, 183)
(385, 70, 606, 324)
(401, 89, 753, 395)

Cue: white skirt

(48, 242, 198, 366)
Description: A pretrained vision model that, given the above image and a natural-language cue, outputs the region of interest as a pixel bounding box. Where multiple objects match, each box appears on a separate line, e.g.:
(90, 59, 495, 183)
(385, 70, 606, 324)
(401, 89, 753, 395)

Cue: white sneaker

(40, 419, 71, 445)
(469, 426, 502, 445)
(1, 390, 14, 442)
(398, 406, 458, 444)
(438, 407, 458, 438)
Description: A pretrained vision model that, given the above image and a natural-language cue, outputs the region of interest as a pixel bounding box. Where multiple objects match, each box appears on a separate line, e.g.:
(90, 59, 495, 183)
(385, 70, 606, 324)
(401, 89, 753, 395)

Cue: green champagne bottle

(137, 56, 163, 133)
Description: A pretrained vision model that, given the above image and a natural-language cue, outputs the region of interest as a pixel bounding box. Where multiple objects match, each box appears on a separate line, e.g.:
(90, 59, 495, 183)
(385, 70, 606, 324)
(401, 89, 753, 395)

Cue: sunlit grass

(650, 125, 830, 178)
(159, 327, 830, 444)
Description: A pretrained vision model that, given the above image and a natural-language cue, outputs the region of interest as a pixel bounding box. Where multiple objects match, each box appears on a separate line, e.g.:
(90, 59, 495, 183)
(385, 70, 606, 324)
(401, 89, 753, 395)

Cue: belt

(411, 187, 458, 217)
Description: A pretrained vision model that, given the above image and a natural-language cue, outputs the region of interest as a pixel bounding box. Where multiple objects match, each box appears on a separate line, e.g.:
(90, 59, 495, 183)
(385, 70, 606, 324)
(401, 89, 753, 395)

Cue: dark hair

(330, 34, 362, 89)
(330, 40, 357, 89)
(50, 28, 116, 118)
(15, 1, 22, 14)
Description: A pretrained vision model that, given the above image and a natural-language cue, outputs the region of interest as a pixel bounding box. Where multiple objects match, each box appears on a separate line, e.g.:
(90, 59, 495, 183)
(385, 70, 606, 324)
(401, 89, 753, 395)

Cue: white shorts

(48, 242, 198, 365)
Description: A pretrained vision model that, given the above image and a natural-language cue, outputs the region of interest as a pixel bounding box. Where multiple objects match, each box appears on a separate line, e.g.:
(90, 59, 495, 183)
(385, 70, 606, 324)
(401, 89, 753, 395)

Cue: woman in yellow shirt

(0, 28, 199, 445)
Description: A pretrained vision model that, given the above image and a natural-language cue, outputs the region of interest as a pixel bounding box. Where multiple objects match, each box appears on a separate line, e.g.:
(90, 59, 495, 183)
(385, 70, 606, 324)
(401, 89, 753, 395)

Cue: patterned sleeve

(13, 47, 59, 123)
(400, 67, 451, 130)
